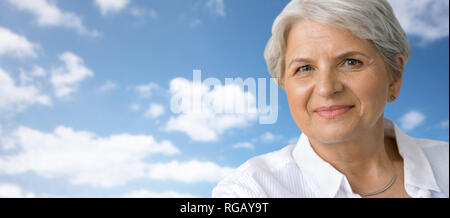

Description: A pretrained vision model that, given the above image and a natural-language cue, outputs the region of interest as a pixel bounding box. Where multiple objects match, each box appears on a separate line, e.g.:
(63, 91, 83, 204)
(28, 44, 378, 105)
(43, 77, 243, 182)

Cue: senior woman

(212, 0, 449, 198)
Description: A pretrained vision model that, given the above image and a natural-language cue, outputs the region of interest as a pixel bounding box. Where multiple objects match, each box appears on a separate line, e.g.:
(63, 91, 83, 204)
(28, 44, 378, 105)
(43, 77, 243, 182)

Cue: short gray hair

(264, 0, 412, 88)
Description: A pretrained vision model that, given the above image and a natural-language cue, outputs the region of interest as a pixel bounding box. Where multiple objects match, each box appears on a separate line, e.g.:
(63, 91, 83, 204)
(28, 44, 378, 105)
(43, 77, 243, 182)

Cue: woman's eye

(344, 59, 362, 66)
(297, 65, 312, 73)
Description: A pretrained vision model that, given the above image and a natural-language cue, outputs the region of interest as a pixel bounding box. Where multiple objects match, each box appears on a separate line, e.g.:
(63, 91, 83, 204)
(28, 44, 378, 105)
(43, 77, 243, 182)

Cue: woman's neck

(308, 117, 396, 192)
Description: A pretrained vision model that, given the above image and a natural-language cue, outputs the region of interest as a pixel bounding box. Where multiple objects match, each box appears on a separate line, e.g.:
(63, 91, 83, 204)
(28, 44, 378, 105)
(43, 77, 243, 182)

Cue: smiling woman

(212, 0, 449, 198)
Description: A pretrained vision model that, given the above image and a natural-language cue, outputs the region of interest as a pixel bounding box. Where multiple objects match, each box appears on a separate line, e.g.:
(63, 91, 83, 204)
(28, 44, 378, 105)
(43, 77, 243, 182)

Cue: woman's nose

(315, 70, 344, 97)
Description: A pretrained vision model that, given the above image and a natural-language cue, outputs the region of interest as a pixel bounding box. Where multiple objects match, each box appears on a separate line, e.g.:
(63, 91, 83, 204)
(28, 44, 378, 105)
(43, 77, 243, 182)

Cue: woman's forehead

(286, 21, 377, 58)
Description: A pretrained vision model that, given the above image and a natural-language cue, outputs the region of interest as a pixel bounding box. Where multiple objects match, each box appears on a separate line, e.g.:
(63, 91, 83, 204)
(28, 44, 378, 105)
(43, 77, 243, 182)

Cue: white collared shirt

(212, 118, 449, 198)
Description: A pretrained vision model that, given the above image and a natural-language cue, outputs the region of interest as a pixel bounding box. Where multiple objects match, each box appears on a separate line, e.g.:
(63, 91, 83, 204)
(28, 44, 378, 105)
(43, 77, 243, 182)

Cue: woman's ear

(388, 54, 405, 102)
(395, 53, 406, 75)
(389, 78, 402, 102)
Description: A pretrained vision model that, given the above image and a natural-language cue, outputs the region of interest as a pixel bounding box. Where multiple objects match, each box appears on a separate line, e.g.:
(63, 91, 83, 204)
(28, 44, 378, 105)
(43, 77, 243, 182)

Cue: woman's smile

(314, 105, 355, 120)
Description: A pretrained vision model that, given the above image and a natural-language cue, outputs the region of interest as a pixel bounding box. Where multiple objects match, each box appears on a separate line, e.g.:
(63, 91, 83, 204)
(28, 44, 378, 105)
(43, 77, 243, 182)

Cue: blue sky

(0, 0, 448, 198)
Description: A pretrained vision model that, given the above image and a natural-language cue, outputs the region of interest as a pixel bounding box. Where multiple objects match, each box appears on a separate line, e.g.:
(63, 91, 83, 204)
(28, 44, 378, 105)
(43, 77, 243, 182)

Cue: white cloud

(288, 137, 298, 145)
(166, 78, 257, 141)
(0, 26, 38, 58)
(50, 52, 94, 98)
(98, 81, 117, 92)
(130, 103, 140, 111)
(0, 125, 180, 188)
(0, 125, 234, 188)
(440, 120, 449, 129)
(123, 189, 197, 198)
(207, 0, 226, 17)
(94, 0, 130, 15)
(130, 7, 158, 19)
(6, 0, 99, 37)
(145, 103, 165, 119)
(0, 183, 36, 198)
(190, 19, 202, 28)
(389, 0, 449, 43)
(29, 65, 46, 77)
(0, 68, 51, 114)
(260, 132, 276, 142)
(134, 82, 159, 98)
(147, 160, 234, 183)
(18, 65, 47, 86)
(233, 142, 255, 150)
(399, 110, 426, 131)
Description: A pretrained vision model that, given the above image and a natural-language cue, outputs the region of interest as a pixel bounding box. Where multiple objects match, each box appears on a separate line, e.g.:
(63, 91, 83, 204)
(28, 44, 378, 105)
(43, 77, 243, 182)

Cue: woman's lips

(314, 105, 354, 119)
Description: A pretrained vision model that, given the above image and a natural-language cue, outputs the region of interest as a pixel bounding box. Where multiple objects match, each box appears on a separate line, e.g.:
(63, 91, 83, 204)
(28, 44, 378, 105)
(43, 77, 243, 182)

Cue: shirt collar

(292, 133, 344, 197)
(292, 117, 441, 197)
(386, 118, 441, 193)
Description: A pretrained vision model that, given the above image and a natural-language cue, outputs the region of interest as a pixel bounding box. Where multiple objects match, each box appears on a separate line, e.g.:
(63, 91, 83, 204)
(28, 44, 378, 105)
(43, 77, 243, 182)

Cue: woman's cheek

(353, 72, 388, 121)
(286, 82, 312, 126)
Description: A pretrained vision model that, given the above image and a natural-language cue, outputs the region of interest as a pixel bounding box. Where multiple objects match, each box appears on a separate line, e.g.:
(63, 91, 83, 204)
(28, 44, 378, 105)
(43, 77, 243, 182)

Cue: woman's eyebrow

(288, 51, 370, 68)
(336, 51, 369, 60)
(288, 57, 312, 69)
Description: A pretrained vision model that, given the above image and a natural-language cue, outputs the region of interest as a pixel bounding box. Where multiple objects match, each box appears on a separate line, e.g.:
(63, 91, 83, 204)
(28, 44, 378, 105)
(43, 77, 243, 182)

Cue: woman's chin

(308, 124, 359, 144)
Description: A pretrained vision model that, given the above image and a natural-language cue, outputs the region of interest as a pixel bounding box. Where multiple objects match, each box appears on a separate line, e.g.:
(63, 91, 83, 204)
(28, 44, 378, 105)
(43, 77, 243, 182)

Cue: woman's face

(284, 20, 401, 143)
